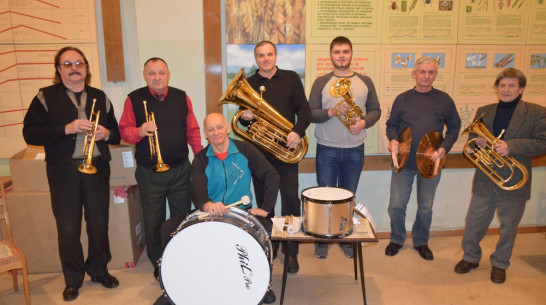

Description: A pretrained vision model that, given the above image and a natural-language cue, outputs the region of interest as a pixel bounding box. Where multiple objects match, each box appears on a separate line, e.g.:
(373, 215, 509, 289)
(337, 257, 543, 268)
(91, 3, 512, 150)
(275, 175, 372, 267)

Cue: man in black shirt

(239, 41, 311, 273)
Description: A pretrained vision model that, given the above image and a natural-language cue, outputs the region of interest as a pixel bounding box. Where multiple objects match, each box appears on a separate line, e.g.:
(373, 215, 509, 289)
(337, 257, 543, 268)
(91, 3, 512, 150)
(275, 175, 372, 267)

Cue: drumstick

(198, 196, 250, 220)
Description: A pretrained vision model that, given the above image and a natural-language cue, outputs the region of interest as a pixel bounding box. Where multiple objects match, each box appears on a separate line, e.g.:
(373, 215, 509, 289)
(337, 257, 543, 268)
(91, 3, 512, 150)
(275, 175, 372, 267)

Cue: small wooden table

(271, 218, 378, 305)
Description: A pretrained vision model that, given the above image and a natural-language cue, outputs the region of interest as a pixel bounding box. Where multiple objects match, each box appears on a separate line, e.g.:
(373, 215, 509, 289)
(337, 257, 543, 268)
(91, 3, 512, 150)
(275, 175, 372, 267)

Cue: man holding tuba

(239, 41, 311, 274)
(455, 68, 546, 283)
(119, 57, 203, 280)
(23, 46, 121, 301)
(308, 36, 381, 259)
(385, 56, 461, 261)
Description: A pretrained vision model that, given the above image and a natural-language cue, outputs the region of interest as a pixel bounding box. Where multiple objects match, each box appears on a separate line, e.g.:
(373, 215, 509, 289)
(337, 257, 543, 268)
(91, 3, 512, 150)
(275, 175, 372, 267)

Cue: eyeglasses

(59, 61, 85, 69)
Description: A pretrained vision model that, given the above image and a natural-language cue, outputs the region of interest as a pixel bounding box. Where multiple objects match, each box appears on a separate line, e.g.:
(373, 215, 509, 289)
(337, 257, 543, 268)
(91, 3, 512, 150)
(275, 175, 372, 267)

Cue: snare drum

(159, 208, 272, 305)
(302, 186, 355, 238)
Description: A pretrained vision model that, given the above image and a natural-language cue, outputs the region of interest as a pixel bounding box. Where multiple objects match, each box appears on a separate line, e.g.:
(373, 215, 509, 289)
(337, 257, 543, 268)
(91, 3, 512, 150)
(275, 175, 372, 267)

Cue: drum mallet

(198, 195, 250, 220)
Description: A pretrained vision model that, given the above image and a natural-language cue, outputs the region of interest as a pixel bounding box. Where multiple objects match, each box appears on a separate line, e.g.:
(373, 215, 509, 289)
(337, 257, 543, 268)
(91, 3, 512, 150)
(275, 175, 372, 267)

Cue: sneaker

(339, 242, 354, 258)
(314, 242, 329, 259)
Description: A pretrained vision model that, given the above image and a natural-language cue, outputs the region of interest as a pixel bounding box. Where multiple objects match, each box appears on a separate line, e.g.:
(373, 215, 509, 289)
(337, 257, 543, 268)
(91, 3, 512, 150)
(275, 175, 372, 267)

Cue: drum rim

(301, 186, 355, 204)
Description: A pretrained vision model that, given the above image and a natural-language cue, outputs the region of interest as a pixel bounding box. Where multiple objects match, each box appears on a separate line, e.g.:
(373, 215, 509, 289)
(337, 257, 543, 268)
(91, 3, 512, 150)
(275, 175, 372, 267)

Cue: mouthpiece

(259, 86, 266, 93)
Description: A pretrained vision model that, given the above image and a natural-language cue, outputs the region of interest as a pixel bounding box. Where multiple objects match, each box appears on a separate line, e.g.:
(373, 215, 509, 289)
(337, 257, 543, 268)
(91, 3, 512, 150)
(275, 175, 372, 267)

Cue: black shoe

(414, 245, 433, 260)
(91, 273, 119, 288)
(263, 289, 276, 304)
(272, 242, 279, 260)
(315, 242, 329, 259)
(286, 255, 299, 274)
(62, 286, 79, 302)
(454, 260, 479, 274)
(491, 266, 506, 284)
(339, 243, 354, 258)
(153, 295, 170, 305)
(385, 242, 402, 256)
(154, 266, 160, 281)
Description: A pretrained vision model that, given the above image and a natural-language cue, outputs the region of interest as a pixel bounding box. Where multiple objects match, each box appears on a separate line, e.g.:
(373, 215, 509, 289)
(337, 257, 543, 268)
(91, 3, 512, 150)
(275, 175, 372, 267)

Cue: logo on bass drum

(236, 244, 254, 290)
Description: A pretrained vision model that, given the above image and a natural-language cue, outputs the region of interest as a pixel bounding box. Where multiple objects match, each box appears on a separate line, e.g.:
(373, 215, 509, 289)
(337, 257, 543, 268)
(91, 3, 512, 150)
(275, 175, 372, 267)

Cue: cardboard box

(9, 145, 137, 191)
(6, 186, 145, 273)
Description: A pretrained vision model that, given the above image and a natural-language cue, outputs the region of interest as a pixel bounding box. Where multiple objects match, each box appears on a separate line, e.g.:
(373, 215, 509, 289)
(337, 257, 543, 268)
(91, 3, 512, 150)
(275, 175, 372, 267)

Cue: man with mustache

(119, 57, 203, 281)
(23, 46, 121, 301)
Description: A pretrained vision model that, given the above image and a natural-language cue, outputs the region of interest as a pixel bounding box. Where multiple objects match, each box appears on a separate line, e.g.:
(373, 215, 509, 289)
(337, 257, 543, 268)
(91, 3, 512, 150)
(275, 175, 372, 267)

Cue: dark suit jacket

(469, 100, 546, 200)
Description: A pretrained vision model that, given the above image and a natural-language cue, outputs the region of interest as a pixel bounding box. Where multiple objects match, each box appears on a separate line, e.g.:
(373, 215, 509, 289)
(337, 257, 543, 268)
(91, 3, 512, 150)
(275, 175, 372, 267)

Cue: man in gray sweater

(308, 36, 381, 259)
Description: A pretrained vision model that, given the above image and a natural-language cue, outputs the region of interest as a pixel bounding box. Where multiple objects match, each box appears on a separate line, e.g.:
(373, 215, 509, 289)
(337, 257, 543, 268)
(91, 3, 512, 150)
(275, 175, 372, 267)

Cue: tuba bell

(218, 68, 308, 163)
(462, 113, 528, 191)
(143, 100, 170, 173)
(330, 78, 364, 131)
(78, 99, 100, 174)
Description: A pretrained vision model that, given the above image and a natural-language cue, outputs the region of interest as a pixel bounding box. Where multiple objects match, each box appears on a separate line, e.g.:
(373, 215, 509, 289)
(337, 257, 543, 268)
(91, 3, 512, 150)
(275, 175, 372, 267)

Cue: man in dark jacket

(23, 46, 121, 302)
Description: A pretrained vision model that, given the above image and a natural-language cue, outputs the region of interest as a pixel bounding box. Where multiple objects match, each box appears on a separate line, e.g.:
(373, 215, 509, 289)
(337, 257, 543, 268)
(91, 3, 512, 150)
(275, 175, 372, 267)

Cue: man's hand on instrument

(349, 118, 365, 135)
(94, 125, 110, 141)
(475, 137, 488, 149)
(286, 131, 301, 149)
(493, 140, 509, 156)
(248, 208, 268, 217)
(138, 121, 157, 138)
(337, 102, 350, 115)
(431, 147, 446, 161)
(203, 201, 230, 216)
(389, 140, 399, 154)
(241, 109, 254, 121)
(65, 119, 93, 135)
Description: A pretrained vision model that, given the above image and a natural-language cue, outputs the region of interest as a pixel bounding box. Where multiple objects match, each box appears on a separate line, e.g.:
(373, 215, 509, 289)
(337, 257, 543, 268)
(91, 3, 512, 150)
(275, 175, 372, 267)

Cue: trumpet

(143, 100, 170, 173)
(462, 113, 528, 191)
(78, 99, 100, 174)
(218, 68, 308, 163)
(330, 78, 364, 131)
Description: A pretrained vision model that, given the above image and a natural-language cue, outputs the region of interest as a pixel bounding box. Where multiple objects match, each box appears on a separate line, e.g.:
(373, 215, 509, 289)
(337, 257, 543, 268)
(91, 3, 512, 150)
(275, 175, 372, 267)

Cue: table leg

(357, 242, 367, 305)
(280, 241, 292, 305)
(353, 242, 358, 280)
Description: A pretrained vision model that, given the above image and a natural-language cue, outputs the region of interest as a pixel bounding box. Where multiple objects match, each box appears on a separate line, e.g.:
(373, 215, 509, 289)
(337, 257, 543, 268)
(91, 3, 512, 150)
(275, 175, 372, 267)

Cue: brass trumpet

(143, 100, 170, 173)
(462, 113, 528, 191)
(330, 78, 364, 131)
(78, 99, 100, 174)
(218, 68, 308, 163)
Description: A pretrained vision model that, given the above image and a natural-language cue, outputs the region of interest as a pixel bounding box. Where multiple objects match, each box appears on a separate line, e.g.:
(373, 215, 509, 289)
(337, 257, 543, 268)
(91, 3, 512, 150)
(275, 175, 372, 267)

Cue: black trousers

(253, 154, 300, 255)
(46, 159, 111, 287)
(135, 160, 192, 268)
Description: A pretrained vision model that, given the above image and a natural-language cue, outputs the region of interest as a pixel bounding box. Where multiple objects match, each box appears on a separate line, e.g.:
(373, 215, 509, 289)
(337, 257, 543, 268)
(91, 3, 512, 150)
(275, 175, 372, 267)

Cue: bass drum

(159, 208, 272, 305)
(302, 186, 355, 238)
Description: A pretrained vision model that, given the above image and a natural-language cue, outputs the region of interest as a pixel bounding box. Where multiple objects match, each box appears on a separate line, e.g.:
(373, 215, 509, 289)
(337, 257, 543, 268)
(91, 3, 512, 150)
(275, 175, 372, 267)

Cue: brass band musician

(23, 46, 121, 301)
(119, 57, 203, 281)
(308, 36, 381, 259)
(455, 68, 546, 283)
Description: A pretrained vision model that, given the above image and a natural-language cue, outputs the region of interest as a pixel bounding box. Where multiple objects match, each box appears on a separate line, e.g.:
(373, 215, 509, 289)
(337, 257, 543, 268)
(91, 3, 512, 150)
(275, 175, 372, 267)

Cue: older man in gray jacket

(455, 68, 546, 284)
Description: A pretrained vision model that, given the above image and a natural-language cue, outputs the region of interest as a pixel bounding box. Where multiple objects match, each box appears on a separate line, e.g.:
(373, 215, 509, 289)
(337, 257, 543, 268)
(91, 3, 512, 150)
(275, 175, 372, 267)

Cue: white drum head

(160, 221, 270, 305)
(302, 186, 353, 201)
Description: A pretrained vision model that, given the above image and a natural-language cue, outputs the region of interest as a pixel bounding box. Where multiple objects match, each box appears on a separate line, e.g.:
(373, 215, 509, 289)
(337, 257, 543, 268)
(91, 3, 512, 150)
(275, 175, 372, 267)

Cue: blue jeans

(387, 168, 441, 246)
(315, 143, 364, 194)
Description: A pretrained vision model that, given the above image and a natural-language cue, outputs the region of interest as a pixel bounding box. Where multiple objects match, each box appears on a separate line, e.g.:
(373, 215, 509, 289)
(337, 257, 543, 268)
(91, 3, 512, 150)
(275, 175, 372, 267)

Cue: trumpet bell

(78, 163, 97, 174)
(153, 163, 170, 173)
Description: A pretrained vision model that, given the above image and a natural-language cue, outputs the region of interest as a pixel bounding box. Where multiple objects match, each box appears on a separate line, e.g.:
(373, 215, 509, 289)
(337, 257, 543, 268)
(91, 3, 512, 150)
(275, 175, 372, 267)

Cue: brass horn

(329, 78, 364, 131)
(143, 100, 170, 173)
(78, 99, 100, 174)
(462, 113, 528, 191)
(218, 68, 308, 163)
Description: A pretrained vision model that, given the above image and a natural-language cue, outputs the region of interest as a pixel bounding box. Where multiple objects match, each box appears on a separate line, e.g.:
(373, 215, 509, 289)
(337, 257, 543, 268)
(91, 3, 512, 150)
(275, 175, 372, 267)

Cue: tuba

(330, 78, 364, 131)
(218, 68, 308, 163)
(143, 100, 170, 173)
(78, 99, 100, 174)
(462, 113, 528, 191)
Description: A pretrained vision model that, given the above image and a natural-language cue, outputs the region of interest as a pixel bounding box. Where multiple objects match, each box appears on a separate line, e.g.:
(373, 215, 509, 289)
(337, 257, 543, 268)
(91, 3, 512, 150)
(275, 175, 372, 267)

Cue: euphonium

(218, 68, 308, 163)
(143, 100, 170, 173)
(462, 113, 528, 191)
(78, 99, 100, 174)
(329, 78, 364, 131)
